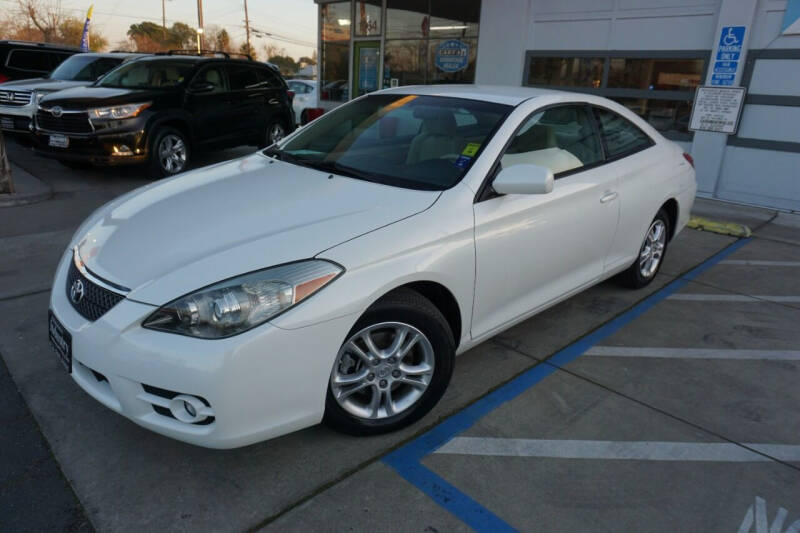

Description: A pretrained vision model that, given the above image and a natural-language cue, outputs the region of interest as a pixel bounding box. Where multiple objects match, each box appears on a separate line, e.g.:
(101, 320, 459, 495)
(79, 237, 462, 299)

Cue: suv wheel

(323, 288, 455, 436)
(150, 127, 189, 178)
(262, 119, 287, 147)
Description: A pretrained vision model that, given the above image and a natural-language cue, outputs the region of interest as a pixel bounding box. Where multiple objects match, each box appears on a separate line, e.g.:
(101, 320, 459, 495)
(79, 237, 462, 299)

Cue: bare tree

(0, 132, 14, 195)
(17, 0, 64, 43)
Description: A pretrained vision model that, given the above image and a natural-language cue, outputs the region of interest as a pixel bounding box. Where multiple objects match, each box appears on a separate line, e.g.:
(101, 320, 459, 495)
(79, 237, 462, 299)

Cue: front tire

(260, 118, 288, 148)
(618, 208, 671, 289)
(323, 288, 455, 436)
(149, 127, 189, 178)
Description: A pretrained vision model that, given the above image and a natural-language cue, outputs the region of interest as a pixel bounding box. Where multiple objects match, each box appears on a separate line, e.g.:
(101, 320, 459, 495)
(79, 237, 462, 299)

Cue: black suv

(0, 41, 81, 83)
(33, 52, 296, 177)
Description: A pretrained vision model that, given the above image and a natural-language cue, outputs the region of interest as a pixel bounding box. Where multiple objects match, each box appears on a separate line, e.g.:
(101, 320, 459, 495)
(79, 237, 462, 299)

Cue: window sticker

(454, 155, 472, 168)
(462, 143, 480, 157)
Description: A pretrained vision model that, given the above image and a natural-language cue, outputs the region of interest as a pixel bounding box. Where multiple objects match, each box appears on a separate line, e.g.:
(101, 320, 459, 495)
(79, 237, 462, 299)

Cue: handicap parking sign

(712, 26, 746, 85)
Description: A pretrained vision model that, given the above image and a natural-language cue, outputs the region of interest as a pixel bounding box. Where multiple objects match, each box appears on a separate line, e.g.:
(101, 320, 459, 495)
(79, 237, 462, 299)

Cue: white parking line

(435, 438, 800, 462)
(667, 294, 800, 302)
(585, 347, 800, 360)
(720, 260, 800, 267)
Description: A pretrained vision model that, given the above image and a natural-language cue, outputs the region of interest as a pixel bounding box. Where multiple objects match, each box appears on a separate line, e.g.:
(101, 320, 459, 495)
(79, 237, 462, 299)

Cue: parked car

(286, 79, 318, 124)
(0, 52, 142, 134)
(48, 86, 696, 448)
(0, 40, 80, 83)
(33, 53, 295, 176)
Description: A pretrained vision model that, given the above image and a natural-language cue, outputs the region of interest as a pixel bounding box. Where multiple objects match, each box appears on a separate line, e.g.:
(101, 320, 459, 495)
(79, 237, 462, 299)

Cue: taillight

(287, 90, 295, 101)
(303, 108, 325, 125)
(0, 73, 9, 84)
(683, 152, 695, 168)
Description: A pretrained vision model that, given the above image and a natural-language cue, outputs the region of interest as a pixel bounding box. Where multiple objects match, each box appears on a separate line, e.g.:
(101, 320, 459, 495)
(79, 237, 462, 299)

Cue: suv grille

(0, 89, 32, 106)
(66, 261, 124, 321)
(37, 109, 92, 134)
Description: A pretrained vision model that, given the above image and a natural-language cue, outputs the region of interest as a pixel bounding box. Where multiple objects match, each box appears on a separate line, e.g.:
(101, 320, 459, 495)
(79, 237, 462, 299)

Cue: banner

(79, 5, 93, 52)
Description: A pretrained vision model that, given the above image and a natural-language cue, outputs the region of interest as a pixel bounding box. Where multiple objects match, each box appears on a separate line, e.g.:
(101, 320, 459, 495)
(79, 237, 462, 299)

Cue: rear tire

(148, 127, 189, 179)
(260, 118, 288, 148)
(617, 208, 671, 289)
(323, 288, 455, 436)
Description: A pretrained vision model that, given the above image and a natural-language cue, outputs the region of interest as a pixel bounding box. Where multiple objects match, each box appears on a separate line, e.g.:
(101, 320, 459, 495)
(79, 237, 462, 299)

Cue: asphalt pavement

(1, 135, 798, 532)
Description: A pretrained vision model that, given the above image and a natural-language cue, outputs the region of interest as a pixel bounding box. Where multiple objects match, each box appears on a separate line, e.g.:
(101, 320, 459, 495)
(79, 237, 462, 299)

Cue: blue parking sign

(712, 26, 746, 85)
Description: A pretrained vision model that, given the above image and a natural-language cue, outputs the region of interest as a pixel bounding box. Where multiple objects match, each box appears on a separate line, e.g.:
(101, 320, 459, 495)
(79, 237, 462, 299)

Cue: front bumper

(0, 103, 34, 133)
(33, 128, 149, 166)
(50, 250, 357, 448)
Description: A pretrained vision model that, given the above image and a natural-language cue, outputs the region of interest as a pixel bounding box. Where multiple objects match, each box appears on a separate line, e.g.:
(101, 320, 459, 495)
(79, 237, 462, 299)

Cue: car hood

(0, 78, 91, 92)
(75, 152, 440, 305)
(40, 86, 167, 107)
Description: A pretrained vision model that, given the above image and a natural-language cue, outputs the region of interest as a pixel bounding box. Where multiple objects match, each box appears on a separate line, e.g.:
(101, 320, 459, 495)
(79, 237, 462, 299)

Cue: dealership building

(315, 0, 800, 211)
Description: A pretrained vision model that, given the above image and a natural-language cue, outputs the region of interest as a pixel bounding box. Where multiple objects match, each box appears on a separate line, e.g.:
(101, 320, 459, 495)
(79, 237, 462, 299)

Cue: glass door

(352, 41, 381, 98)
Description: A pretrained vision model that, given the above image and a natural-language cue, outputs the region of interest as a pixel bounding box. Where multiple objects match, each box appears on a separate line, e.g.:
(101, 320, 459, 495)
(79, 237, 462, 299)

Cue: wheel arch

(372, 280, 463, 350)
(661, 198, 679, 241)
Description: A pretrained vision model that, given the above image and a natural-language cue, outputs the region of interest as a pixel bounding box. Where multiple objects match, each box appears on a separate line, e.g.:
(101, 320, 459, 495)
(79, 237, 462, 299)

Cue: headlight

(142, 260, 343, 338)
(89, 102, 151, 122)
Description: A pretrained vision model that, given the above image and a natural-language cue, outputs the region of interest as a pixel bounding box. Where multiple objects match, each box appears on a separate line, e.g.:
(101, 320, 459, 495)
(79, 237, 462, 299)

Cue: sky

(57, 0, 318, 59)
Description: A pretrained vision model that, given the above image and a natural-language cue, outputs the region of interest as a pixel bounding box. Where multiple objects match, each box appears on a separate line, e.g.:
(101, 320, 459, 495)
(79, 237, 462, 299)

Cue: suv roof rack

(156, 49, 253, 61)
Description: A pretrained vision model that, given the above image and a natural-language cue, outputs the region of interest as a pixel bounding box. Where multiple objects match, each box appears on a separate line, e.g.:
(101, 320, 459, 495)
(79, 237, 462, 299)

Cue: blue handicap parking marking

(383, 237, 752, 532)
(719, 26, 745, 51)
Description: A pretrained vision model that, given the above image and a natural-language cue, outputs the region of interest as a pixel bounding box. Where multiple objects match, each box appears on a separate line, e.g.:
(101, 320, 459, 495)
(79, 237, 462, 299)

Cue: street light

(196, 27, 204, 54)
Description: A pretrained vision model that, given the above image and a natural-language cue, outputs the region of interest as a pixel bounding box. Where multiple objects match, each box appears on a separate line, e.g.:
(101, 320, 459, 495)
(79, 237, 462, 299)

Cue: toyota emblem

(51, 106, 63, 117)
(70, 279, 85, 304)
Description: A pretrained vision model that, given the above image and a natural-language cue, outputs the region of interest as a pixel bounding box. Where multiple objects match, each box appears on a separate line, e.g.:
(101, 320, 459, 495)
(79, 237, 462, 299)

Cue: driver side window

(500, 105, 602, 177)
(193, 66, 228, 93)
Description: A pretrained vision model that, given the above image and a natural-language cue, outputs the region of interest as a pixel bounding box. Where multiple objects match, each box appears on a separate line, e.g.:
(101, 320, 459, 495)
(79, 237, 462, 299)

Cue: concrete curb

(0, 162, 53, 207)
(687, 215, 752, 237)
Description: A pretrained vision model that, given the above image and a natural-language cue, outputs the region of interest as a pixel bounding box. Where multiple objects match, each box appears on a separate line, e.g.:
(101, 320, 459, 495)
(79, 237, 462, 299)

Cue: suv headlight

(89, 102, 151, 122)
(142, 260, 343, 338)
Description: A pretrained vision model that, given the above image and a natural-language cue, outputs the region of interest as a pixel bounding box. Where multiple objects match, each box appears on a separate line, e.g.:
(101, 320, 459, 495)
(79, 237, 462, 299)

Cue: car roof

(0, 40, 82, 52)
(376, 84, 572, 106)
(69, 52, 144, 58)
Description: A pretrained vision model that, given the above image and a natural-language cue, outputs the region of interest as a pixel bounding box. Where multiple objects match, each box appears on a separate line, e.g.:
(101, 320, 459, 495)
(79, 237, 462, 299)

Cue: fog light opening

(169, 394, 207, 423)
(111, 144, 134, 157)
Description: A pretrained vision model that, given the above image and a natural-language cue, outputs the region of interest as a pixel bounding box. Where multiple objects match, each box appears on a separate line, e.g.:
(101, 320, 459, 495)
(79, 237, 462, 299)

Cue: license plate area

(49, 134, 69, 148)
(48, 310, 72, 373)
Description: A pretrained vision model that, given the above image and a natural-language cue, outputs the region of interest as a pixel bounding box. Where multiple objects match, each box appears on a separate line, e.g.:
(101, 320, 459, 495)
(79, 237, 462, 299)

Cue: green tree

(58, 17, 108, 50)
(239, 42, 257, 60)
(127, 21, 197, 52)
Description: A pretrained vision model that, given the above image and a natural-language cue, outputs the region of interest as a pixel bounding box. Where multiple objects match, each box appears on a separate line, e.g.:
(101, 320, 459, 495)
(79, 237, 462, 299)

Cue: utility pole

(196, 0, 204, 50)
(161, 0, 166, 40)
(244, 0, 251, 57)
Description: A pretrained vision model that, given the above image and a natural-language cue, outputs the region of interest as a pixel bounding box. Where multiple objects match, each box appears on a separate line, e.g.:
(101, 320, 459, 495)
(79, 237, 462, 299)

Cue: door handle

(268, 98, 280, 105)
(600, 191, 618, 204)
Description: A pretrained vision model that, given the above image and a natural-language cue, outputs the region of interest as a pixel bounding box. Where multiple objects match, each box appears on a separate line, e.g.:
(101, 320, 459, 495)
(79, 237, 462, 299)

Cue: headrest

(413, 106, 457, 136)
(507, 124, 556, 153)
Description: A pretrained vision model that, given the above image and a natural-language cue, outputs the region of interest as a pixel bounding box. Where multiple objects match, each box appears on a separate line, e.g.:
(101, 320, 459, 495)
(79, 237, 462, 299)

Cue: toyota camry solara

(48, 85, 696, 448)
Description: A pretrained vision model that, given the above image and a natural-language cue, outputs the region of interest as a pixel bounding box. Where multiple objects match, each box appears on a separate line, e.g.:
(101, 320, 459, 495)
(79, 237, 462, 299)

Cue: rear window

(593, 107, 654, 159)
(50, 55, 124, 81)
(6, 49, 57, 72)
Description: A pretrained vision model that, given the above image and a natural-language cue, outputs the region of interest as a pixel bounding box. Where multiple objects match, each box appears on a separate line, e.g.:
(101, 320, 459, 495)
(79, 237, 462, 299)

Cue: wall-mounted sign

(434, 40, 469, 73)
(689, 86, 746, 134)
(711, 26, 745, 86)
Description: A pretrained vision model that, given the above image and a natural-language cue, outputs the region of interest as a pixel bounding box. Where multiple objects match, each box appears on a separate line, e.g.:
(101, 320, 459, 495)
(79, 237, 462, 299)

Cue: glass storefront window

(384, 39, 427, 86)
(386, 0, 429, 38)
(527, 57, 603, 88)
(321, 2, 351, 102)
(429, 1, 480, 38)
(355, 1, 382, 37)
(608, 58, 704, 91)
(615, 97, 693, 135)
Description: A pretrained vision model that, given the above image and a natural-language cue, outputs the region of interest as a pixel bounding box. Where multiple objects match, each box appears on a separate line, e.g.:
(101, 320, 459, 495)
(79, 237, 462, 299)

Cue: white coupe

(48, 86, 696, 448)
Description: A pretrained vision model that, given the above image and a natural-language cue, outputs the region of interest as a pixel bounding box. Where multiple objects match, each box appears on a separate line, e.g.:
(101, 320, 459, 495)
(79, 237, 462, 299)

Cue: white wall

(475, 0, 530, 86)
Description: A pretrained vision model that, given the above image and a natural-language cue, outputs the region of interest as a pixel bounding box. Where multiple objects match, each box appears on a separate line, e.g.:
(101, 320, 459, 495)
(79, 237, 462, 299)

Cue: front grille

(0, 89, 32, 106)
(66, 261, 124, 321)
(0, 114, 31, 131)
(37, 109, 92, 134)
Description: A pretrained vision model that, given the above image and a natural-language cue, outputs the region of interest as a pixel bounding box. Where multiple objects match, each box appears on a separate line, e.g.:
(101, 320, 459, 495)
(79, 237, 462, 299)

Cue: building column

(691, 0, 758, 196)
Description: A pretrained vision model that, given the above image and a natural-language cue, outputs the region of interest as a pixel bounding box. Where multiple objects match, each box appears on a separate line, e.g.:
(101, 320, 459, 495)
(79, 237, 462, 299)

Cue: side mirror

(190, 81, 215, 93)
(492, 164, 554, 195)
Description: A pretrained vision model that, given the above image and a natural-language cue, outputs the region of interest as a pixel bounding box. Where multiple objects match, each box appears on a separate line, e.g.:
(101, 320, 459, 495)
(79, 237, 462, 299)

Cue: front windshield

(49, 55, 125, 81)
(99, 60, 192, 89)
(270, 94, 511, 191)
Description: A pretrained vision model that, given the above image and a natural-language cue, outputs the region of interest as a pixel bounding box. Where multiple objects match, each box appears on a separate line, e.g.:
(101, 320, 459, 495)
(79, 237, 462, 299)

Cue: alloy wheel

(330, 322, 435, 420)
(269, 123, 286, 144)
(158, 134, 187, 174)
(639, 219, 666, 278)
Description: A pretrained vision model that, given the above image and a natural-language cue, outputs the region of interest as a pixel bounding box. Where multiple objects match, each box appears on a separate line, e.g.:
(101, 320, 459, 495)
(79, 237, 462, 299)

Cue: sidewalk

(0, 163, 53, 207)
